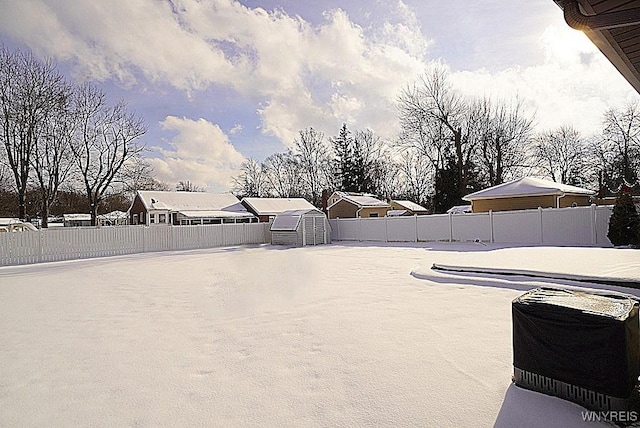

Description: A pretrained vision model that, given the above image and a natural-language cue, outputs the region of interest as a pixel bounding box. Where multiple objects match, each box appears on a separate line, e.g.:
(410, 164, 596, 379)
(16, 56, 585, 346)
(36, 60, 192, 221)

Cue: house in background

(388, 200, 429, 216)
(446, 205, 472, 214)
(97, 210, 128, 226)
(128, 191, 256, 226)
(63, 214, 92, 227)
(241, 198, 316, 222)
(327, 192, 390, 219)
(462, 177, 595, 213)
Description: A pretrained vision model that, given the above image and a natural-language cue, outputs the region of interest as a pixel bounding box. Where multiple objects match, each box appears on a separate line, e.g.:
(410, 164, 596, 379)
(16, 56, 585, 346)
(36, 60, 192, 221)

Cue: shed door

(304, 217, 315, 245)
(314, 217, 325, 244)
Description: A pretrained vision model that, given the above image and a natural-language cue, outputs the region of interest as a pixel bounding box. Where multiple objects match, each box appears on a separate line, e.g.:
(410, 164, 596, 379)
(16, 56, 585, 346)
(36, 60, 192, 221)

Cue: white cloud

(0, 0, 428, 145)
(448, 25, 639, 136)
(148, 116, 246, 192)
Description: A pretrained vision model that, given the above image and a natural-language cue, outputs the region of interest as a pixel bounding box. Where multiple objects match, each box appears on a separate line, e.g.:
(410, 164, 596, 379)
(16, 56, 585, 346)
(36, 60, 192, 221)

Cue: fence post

(38, 228, 43, 263)
(489, 210, 494, 243)
(590, 204, 597, 245)
(336, 218, 340, 241)
(385, 216, 388, 242)
(414, 215, 418, 242)
(448, 212, 453, 242)
(538, 206, 544, 244)
(358, 217, 362, 242)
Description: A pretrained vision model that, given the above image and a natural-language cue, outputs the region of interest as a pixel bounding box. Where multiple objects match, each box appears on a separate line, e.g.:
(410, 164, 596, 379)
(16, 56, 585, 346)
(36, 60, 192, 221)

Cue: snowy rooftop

(242, 197, 316, 215)
(463, 177, 596, 201)
(392, 200, 428, 212)
(330, 193, 389, 208)
(1, 243, 638, 427)
(137, 191, 245, 212)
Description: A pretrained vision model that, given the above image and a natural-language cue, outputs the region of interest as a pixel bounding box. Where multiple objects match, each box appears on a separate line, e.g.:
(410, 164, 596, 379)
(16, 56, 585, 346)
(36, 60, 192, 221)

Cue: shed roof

(392, 200, 428, 212)
(270, 209, 325, 231)
(242, 198, 315, 216)
(462, 177, 596, 201)
(135, 191, 247, 214)
(328, 192, 389, 209)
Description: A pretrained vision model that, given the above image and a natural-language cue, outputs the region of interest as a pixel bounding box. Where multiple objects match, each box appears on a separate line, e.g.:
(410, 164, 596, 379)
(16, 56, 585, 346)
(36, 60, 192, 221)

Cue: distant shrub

(607, 192, 640, 247)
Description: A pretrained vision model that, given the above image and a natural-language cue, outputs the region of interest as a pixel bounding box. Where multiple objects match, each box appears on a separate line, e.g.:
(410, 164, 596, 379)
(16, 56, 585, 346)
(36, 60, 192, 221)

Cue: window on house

(159, 213, 166, 223)
(150, 214, 155, 224)
(369, 213, 379, 218)
(133, 214, 138, 225)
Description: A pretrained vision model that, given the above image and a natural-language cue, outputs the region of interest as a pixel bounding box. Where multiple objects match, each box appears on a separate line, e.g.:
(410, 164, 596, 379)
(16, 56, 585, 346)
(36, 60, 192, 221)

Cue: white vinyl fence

(0, 223, 271, 267)
(330, 205, 614, 247)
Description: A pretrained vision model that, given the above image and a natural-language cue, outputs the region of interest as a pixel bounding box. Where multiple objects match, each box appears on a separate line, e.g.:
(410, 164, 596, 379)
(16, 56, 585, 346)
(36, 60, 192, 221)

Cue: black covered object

(512, 287, 640, 399)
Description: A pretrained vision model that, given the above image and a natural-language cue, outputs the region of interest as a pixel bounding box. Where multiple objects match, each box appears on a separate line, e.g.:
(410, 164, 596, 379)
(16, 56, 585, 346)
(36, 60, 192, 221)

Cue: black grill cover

(513, 287, 640, 398)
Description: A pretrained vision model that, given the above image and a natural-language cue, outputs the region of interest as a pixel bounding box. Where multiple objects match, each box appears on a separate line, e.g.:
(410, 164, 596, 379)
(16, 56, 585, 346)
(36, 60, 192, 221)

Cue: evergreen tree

(607, 190, 640, 247)
(331, 123, 357, 192)
(433, 154, 463, 214)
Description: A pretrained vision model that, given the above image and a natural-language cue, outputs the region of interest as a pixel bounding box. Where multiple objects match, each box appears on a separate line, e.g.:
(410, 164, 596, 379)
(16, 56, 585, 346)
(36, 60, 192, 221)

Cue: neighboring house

(446, 205, 472, 214)
(462, 177, 596, 213)
(128, 191, 256, 226)
(63, 214, 92, 227)
(241, 198, 316, 222)
(389, 200, 429, 216)
(0, 218, 38, 232)
(327, 192, 391, 219)
(270, 208, 331, 246)
(97, 210, 128, 226)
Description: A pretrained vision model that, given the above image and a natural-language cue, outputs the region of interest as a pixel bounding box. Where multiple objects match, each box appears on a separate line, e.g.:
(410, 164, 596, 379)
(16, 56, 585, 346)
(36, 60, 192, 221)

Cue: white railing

(330, 205, 614, 247)
(0, 223, 271, 267)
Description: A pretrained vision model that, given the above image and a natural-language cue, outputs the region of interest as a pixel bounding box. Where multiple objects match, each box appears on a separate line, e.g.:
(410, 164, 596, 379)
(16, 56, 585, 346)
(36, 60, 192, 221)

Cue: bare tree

(262, 151, 300, 198)
(30, 80, 75, 227)
(397, 66, 478, 207)
(532, 125, 595, 187)
(0, 46, 67, 219)
(71, 83, 146, 225)
(176, 180, 203, 192)
(477, 96, 535, 186)
(232, 158, 266, 198)
(398, 149, 432, 209)
(598, 104, 640, 187)
(294, 127, 332, 206)
(121, 156, 170, 196)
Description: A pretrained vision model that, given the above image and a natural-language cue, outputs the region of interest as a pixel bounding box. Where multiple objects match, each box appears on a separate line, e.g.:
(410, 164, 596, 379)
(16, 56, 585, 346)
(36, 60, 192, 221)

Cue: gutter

(556, 192, 566, 208)
(558, 0, 640, 31)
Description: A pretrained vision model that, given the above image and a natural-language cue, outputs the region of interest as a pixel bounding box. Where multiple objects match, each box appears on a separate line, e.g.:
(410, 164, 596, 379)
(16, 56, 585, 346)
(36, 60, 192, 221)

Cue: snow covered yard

(1, 242, 639, 427)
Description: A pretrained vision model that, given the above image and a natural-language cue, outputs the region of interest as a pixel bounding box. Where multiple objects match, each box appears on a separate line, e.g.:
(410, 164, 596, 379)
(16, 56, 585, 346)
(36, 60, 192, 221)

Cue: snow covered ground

(1, 242, 639, 427)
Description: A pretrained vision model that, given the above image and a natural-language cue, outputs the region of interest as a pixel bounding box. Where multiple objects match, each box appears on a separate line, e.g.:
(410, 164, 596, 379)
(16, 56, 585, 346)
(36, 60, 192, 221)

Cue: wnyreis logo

(581, 411, 639, 423)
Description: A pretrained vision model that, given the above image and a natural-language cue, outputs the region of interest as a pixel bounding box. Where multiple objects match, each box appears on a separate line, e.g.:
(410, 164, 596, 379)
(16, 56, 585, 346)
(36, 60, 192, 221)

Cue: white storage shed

(270, 209, 331, 246)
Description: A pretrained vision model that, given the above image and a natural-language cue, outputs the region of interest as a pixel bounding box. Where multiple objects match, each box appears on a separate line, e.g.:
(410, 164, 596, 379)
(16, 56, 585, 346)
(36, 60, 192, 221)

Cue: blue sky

(0, 0, 637, 191)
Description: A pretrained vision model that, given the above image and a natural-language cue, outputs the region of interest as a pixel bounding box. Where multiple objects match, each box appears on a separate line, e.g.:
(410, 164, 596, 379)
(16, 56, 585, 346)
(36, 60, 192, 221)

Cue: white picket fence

(330, 205, 614, 247)
(0, 223, 271, 267)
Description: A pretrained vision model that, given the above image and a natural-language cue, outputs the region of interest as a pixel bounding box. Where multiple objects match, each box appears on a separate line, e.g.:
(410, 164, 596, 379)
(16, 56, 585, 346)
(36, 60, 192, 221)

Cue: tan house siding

(471, 194, 592, 213)
(359, 206, 390, 218)
(558, 195, 592, 208)
(328, 200, 391, 219)
(328, 200, 358, 219)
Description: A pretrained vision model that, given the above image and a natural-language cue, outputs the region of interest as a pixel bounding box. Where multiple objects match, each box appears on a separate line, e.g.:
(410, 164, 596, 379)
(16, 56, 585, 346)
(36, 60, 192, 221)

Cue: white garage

(270, 209, 331, 246)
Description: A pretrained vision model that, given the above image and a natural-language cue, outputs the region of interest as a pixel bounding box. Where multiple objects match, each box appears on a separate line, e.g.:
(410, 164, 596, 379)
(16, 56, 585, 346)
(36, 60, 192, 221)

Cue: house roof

(447, 205, 472, 214)
(328, 192, 389, 209)
(270, 208, 325, 231)
(553, 0, 640, 94)
(178, 210, 255, 219)
(135, 191, 248, 214)
(241, 198, 315, 216)
(462, 177, 596, 201)
(97, 210, 128, 220)
(63, 214, 92, 221)
(392, 200, 428, 212)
